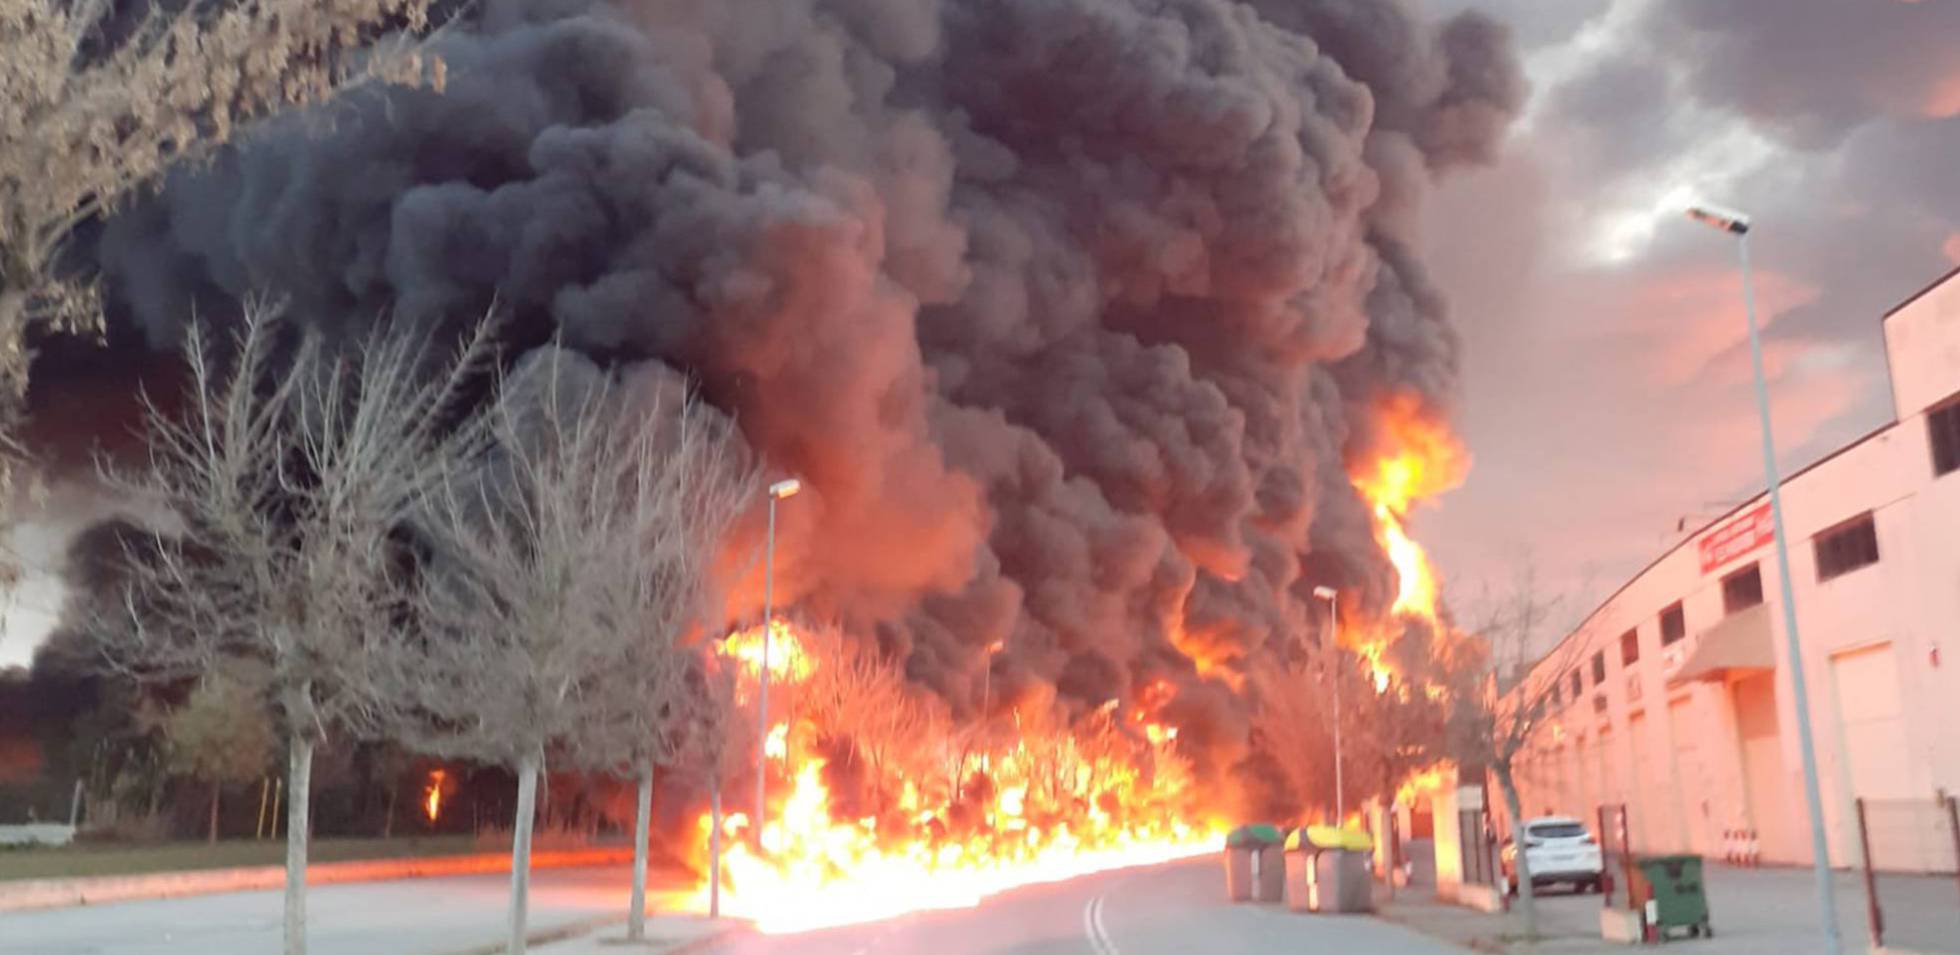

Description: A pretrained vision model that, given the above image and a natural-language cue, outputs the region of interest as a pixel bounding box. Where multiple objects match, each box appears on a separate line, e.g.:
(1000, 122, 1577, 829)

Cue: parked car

(1500, 816, 1604, 895)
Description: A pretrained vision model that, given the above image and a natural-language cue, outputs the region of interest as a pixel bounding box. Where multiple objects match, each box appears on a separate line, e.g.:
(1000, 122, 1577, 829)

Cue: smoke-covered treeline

(38, 0, 1523, 813)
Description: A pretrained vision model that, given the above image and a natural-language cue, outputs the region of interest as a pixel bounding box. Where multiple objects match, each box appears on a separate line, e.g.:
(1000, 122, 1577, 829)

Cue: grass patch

(0, 835, 483, 882)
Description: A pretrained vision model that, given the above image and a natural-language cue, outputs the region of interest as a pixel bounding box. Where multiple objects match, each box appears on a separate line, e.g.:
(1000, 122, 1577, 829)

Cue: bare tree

(796, 623, 941, 795)
(1447, 569, 1580, 941)
(0, 0, 444, 494)
(566, 393, 758, 943)
(386, 350, 726, 955)
(93, 303, 492, 955)
(1245, 658, 1334, 819)
(155, 659, 276, 843)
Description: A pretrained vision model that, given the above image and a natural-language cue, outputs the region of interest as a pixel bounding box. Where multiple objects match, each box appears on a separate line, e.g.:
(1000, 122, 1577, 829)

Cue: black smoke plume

(61, 0, 1523, 812)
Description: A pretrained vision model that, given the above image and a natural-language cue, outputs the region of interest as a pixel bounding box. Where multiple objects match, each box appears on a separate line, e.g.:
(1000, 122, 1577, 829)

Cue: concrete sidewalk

(526, 913, 741, 955)
(1377, 863, 1959, 955)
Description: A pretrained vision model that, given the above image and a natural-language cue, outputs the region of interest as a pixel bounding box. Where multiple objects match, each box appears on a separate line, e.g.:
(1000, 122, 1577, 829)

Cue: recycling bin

(1253, 842, 1286, 902)
(1224, 843, 1254, 901)
(1285, 826, 1375, 913)
(1634, 854, 1711, 939)
(1224, 824, 1283, 902)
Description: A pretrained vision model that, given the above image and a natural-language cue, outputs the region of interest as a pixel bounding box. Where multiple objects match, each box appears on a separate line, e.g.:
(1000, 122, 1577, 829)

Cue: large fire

(1353, 396, 1466, 624)
(686, 400, 1466, 934)
(1347, 396, 1469, 689)
(695, 622, 1221, 933)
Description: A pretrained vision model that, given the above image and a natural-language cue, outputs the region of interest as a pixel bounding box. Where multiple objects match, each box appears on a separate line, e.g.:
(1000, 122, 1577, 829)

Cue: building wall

(1504, 267, 1960, 870)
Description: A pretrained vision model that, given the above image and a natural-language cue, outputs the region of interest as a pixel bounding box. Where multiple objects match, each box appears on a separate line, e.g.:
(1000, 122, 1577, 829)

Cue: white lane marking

(1083, 893, 1119, 955)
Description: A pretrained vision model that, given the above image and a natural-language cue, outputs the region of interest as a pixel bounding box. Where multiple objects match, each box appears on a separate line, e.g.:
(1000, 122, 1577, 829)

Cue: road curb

(0, 848, 636, 913)
(444, 915, 744, 955)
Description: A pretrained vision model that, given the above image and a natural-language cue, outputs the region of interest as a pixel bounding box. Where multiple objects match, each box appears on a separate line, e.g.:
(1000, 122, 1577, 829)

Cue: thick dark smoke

(75, 0, 1522, 808)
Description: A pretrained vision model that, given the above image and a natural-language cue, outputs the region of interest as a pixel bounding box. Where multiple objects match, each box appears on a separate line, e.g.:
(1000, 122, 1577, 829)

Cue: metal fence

(1855, 795, 1960, 953)
(1459, 807, 1497, 886)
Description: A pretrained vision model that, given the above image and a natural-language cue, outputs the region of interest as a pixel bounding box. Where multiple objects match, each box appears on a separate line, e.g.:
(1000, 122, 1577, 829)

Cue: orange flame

(724, 619, 813, 684)
(1346, 395, 1468, 690)
(1352, 399, 1464, 623)
(423, 769, 445, 822)
(696, 620, 1223, 933)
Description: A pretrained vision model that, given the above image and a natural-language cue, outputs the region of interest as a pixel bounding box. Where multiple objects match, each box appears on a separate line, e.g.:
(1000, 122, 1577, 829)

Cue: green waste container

(1225, 825, 1285, 903)
(1634, 854, 1711, 940)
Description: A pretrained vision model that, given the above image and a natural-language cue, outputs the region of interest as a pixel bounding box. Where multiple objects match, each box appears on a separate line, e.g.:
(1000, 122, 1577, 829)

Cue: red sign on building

(1699, 502, 1774, 573)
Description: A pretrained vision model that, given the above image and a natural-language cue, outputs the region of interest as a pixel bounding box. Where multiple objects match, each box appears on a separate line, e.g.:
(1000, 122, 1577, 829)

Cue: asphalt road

(0, 865, 674, 955)
(705, 857, 1469, 955)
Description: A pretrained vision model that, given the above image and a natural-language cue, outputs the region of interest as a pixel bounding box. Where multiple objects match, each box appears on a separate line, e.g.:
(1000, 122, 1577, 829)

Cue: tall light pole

(1687, 204, 1840, 955)
(755, 477, 802, 845)
(1312, 586, 1344, 822)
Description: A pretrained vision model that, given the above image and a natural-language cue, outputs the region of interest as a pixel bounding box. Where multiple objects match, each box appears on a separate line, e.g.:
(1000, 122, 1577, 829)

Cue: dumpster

(1254, 842, 1285, 902)
(1284, 826, 1374, 913)
(1225, 824, 1284, 902)
(1634, 854, 1710, 939)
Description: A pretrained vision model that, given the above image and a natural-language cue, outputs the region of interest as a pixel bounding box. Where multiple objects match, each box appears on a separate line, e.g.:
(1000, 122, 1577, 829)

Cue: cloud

(1640, 0, 1960, 149)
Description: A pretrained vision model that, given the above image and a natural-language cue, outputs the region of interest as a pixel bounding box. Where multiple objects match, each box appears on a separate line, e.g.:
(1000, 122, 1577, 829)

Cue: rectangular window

(1569, 669, 1583, 702)
(1591, 650, 1607, 686)
(1814, 513, 1880, 582)
(1723, 563, 1764, 615)
(1592, 693, 1607, 714)
(1549, 679, 1562, 707)
(1659, 602, 1686, 646)
(1930, 399, 1960, 476)
(1620, 628, 1640, 666)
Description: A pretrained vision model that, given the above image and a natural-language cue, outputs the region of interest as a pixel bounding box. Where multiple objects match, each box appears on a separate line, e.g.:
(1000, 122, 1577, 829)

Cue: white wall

(1883, 268, 1960, 419)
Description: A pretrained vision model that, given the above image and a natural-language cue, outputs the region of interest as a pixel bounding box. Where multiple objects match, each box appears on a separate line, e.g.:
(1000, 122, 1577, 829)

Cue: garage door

(1830, 643, 1911, 800)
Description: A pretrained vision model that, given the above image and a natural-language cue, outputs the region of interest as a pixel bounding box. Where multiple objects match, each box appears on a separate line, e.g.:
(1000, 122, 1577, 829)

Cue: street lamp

(1686, 204, 1841, 954)
(755, 477, 802, 844)
(1312, 585, 1345, 822)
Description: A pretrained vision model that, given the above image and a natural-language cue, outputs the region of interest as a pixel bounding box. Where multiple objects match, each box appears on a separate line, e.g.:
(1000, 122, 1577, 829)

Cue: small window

(1590, 650, 1607, 685)
(1568, 669, 1583, 702)
(1592, 693, 1607, 714)
(1930, 399, 1960, 476)
(1814, 513, 1880, 582)
(1620, 628, 1640, 666)
(1659, 602, 1686, 646)
(1549, 679, 1562, 707)
(1722, 563, 1764, 615)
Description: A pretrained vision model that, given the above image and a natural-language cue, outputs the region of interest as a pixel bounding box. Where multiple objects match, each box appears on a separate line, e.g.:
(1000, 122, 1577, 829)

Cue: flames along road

(698, 622, 1223, 934)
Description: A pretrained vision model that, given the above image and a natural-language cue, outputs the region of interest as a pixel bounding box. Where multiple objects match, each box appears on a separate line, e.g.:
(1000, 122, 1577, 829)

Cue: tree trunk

(383, 779, 397, 839)
(1495, 763, 1538, 940)
(208, 780, 222, 844)
(284, 735, 315, 955)
(627, 760, 653, 941)
(708, 777, 722, 919)
(508, 751, 542, 955)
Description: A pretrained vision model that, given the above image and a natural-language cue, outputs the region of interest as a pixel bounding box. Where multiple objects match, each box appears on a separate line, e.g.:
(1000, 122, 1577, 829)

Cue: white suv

(1500, 816, 1604, 895)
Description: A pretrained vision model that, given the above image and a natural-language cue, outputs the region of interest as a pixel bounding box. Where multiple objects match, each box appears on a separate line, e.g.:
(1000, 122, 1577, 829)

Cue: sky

(1412, 0, 1960, 624)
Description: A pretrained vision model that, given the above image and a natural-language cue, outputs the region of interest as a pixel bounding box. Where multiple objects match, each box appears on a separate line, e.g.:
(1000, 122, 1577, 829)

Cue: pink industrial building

(1503, 266, 1960, 870)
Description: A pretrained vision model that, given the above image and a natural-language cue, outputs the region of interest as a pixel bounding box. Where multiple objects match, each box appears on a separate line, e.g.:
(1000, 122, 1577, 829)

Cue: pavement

(1379, 862, 1960, 955)
(0, 864, 695, 955)
(677, 857, 1470, 955)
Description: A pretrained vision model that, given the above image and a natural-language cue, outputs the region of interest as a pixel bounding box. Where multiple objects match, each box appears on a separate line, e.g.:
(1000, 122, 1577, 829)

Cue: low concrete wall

(1454, 882, 1504, 914)
(1599, 907, 1642, 944)
(0, 846, 635, 913)
(0, 824, 76, 848)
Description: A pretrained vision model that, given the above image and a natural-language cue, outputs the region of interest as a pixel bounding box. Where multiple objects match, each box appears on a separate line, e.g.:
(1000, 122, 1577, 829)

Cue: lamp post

(1313, 585, 1344, 822)
(755, 477, 801, 846)
(981, 639, 1006, 732)
(1686, 204, 1841, 955)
